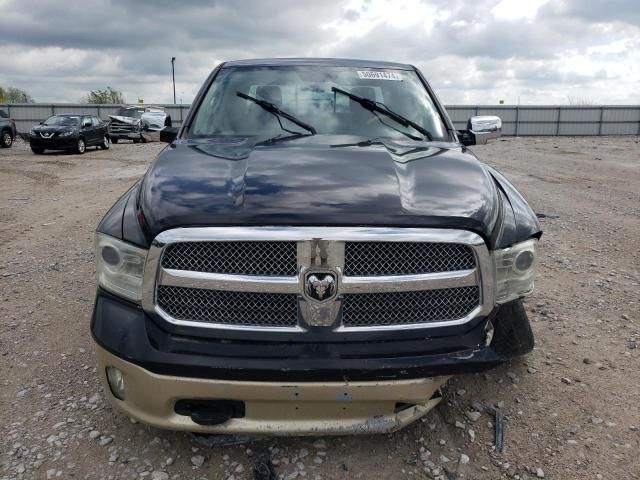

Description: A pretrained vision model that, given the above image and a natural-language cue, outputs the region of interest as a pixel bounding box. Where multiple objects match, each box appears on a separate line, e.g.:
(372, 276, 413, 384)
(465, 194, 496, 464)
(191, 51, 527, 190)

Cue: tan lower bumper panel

(96, 345, 449, 435)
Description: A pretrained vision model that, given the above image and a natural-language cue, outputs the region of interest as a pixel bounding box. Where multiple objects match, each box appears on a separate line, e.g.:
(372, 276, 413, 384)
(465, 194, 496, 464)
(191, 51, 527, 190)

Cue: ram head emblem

(305, 273, 337, 302)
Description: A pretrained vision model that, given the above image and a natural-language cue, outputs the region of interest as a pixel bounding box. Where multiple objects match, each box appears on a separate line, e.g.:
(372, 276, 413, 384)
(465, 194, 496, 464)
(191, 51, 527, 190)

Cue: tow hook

(174, 399, 245, 426)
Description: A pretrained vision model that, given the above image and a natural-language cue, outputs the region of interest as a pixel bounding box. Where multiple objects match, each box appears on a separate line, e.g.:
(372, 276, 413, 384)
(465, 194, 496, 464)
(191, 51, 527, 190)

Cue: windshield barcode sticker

(357, 70, 403, 81)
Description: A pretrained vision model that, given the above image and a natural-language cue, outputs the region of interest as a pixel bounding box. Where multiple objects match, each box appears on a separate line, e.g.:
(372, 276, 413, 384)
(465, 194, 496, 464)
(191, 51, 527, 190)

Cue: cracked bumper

(96, 344, 448, 435)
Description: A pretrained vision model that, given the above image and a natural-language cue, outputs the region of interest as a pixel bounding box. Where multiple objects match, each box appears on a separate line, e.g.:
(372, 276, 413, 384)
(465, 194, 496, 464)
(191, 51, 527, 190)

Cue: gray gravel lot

(1, 136, 639, 479)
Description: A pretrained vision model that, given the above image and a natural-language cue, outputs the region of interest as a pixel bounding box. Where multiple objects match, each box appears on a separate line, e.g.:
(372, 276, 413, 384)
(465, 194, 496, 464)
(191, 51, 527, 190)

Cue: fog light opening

(484, 320, 495, 347)
(106, 366, 126, 400)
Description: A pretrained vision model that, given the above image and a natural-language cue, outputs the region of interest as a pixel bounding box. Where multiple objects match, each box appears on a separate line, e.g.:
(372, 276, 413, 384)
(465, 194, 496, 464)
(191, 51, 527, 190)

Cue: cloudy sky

(1, 0, 639, 105)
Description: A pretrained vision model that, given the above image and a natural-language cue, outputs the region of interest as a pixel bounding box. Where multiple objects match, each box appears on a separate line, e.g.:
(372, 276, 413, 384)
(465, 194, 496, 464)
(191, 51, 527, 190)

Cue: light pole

(171, 57, 176, 104)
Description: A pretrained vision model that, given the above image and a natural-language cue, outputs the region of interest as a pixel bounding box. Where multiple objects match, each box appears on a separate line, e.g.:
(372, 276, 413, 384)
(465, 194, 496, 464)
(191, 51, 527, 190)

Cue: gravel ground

(1, 136, 639, 480)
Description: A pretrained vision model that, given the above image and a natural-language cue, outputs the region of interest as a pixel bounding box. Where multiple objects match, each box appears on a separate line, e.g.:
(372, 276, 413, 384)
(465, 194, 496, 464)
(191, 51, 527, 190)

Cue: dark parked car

(92, 58, 541, 435)
(0, 109, 17, 148)
(30, 114, 110, 154)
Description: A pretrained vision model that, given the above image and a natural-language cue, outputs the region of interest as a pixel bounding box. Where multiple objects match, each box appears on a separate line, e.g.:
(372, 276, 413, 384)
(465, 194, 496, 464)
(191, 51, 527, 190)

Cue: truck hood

(140, 135, 500, 240)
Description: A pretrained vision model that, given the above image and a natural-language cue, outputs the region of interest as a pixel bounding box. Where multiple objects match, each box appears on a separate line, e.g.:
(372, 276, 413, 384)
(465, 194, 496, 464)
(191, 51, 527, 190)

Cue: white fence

(446, 105, 640, 136)
(2, 103, 640, 136)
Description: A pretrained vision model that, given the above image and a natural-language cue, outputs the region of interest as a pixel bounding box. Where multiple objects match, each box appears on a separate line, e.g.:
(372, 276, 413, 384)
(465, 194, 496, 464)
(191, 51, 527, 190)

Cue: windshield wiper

(331, 86, 432, 141)
(331, 138, 385, 148)
(236, 91, 316, 135)
(257, 132, 314, 146)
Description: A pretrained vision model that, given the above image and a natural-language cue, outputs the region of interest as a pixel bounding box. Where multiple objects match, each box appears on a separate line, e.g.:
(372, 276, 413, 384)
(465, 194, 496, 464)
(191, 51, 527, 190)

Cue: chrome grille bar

(160, 269, 299, 294)
(160, 268, 477, 294)
(341, 269, 477, 294)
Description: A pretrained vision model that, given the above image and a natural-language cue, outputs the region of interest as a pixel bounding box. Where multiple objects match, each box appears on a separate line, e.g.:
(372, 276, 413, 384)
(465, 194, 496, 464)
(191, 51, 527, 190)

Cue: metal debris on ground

(252, 451, 278, 480)
(186, 432, 259, 447)
(470, 400, 505, 453)
(535, 212, 560, 219)
(444, 467, 457, 480)
(494, 409, 505, 453)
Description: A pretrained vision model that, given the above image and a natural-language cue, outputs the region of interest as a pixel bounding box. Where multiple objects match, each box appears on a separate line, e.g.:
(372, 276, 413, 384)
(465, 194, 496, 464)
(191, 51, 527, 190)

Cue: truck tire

(491, 300, 535, 357)
(1, 129, 12, 148)
(111, 138, 119, 144)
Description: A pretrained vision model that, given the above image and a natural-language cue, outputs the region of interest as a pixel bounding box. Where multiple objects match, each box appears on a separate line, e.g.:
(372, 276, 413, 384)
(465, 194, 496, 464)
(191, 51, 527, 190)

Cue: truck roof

(222, 57, 415, 70)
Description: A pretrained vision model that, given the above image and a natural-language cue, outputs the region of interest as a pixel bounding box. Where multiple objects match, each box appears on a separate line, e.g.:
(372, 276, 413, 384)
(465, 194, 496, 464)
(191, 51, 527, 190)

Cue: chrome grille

(109, 123, 137, 133)
(161, 241, 297, 276)
(344, 242, 475, 276)
(342, 286, 480, 327)
(144, 227, 493, 332)
(157, 285, 298, 327)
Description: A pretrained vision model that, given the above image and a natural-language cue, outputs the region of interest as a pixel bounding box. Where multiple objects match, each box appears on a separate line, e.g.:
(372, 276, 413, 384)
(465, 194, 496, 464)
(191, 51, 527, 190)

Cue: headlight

(493, 239, 538, 304)
(95, 233, 147, 302)
(60, 130, 75, 136)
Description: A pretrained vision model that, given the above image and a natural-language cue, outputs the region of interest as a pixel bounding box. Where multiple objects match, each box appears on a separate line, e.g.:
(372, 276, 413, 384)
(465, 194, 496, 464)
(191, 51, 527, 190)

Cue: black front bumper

(91, 290, 516, 382)
(30, 136, 77, 150)
(109, 132, 140, 140)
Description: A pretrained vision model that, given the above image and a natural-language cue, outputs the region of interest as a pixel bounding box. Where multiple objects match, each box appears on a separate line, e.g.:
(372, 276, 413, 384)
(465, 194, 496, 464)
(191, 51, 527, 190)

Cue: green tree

(85, 87, 125, 104)
(0, 86, 35, 103)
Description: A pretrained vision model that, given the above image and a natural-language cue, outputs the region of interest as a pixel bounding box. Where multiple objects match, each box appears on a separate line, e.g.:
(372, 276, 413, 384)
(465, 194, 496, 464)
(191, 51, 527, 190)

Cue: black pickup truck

(91, 58, 541, 435)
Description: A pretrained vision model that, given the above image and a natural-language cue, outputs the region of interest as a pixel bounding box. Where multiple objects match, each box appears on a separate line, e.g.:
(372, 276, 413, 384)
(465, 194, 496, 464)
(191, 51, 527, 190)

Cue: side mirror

(83, 121, 92, 128)
(160, 126, 179, 143)
(458, 115, 502, 146)
(39, 121, 43, 125)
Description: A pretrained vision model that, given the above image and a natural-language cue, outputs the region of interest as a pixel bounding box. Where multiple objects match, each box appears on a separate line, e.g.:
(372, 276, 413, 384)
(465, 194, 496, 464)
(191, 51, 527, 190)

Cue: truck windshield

(188, 66, 448, 141)
(117, 108, 143, 119)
